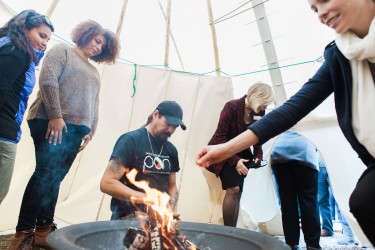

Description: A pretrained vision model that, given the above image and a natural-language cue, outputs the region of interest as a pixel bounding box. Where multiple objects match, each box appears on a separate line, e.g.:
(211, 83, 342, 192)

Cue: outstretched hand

(195, 143, 230, 168)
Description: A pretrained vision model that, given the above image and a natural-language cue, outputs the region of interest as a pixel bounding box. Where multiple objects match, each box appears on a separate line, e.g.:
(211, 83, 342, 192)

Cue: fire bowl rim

(47, 220, 289, 250)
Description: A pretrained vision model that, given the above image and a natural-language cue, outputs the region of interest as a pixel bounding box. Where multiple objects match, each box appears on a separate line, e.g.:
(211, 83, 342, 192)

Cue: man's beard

(154, 131, 171, 143)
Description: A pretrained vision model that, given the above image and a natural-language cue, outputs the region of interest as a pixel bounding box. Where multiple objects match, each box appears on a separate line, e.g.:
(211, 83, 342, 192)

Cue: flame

(126, 169, 198, 250)
(126, 169, 175, 232)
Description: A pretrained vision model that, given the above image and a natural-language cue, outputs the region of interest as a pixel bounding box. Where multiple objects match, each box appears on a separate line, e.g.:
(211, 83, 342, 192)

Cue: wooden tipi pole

(164, 0, 172, 69)
(45, 0, 59, 17)
(206, 0, 221, 76)
(116, 0, 129, 37)
(157, 0, 185, 70)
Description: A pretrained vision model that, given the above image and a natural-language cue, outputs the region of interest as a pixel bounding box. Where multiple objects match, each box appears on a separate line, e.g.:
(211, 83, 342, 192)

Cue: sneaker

(8, 229, 35, 250)
(320, 230, 333, 237)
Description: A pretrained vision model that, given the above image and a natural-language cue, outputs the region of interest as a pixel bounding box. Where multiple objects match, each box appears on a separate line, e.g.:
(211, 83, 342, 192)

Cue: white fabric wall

(0, 4, 373, 247)
(0, 61, 234, 228)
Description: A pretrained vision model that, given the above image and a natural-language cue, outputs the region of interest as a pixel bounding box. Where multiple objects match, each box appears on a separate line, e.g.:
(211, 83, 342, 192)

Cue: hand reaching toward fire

(46, 118, 67, 145)
(195, 143, 231, 168)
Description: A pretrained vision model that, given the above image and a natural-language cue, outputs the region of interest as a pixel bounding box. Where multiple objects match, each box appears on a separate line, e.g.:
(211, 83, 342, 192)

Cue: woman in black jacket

(197, 0, 375, 247)
(0, 10, 54, 205)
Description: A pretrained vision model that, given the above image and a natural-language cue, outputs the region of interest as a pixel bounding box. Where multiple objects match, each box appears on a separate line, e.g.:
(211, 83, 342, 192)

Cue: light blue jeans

(0, 140, 17, 204)
(318, 166, 334, 235)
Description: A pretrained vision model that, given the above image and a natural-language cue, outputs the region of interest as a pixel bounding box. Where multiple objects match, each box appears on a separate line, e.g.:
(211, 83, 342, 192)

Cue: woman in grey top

(10, 20, 120, 250)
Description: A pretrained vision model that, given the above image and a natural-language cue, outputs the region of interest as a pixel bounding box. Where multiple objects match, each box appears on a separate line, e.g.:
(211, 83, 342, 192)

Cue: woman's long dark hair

(0, 9, 54, 63)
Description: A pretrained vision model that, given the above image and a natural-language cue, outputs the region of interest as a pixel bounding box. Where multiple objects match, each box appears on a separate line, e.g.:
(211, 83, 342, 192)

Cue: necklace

(147, 129, 163, 158)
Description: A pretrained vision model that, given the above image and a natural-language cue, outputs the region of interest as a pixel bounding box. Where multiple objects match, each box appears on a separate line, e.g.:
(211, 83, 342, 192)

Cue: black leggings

(349, 166, 375, 246)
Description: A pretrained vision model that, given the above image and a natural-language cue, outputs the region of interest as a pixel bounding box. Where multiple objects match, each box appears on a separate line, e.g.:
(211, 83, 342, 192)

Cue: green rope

(117, 55, 324, 92)
(131, 64, 137, 97)
(232, 59, 318, 78)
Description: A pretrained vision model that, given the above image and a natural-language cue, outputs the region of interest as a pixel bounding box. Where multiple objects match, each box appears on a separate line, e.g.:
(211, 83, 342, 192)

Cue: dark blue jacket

(0, 36, 44, 143)
(249, 41, 375, 168)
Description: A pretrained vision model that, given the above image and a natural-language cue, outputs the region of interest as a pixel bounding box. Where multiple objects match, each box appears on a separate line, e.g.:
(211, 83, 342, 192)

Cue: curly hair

(71, 20, 120, 64)
(246, 82, 274, 113)
(0, 9, 55, 63)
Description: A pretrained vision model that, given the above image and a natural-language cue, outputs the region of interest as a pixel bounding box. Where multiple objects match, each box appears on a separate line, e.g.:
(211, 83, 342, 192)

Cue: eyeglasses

(27, 14, 53, 28)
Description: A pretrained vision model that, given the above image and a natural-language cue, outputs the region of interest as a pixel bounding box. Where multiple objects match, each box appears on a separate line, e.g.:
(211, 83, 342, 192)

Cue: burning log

(123, 227, 151, 250)
(124, 169, 211, 250)
(123, 208, 207, 250)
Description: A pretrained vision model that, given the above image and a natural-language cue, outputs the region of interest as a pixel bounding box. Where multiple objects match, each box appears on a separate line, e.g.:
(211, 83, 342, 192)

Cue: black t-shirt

(110, 127, 180, 219)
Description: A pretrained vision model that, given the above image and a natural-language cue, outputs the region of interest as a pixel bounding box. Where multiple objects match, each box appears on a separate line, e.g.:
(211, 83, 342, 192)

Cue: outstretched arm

(196, 129, 259, 168)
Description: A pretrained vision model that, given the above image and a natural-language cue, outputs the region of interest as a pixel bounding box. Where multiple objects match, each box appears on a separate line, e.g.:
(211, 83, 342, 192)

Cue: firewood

(123, 227, 151, 250)
(148, 207, 164, 250)
(123, 208, 211, 250)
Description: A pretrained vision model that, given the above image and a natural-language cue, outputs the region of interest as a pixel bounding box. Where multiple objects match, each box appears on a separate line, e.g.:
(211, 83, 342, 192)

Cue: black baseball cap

(156, 100, 186, 130)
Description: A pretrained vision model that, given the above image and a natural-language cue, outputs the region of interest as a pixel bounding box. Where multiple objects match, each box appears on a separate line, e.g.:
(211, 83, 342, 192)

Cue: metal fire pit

(47, 220, 289, 250)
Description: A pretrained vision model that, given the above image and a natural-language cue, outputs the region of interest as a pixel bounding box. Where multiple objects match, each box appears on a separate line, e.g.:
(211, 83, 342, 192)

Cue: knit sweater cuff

(41, 85, 62, 119)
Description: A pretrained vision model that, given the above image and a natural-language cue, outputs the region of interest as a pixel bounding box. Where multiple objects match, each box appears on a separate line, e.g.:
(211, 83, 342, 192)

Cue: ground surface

(275, 230, 374, 250)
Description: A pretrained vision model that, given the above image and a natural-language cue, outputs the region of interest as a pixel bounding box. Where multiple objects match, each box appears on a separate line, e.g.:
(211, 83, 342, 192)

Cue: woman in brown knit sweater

(10, 20, 120, 250)
(207, 82, 274, 227)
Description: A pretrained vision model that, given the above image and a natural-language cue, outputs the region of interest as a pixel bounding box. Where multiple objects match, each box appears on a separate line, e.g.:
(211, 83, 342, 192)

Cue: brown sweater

(27, 43, 100, 138)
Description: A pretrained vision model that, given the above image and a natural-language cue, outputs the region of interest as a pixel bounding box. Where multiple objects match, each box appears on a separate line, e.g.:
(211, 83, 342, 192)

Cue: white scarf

(335, 17, 375, 159)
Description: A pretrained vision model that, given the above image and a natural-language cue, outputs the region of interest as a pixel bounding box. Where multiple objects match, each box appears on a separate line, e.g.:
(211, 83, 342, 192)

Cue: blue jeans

(318, 166, 333, 235)
(16, 119, 90, 231)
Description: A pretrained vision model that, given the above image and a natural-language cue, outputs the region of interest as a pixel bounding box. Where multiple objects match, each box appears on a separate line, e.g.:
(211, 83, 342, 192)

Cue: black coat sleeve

(0, 45, 28, 110)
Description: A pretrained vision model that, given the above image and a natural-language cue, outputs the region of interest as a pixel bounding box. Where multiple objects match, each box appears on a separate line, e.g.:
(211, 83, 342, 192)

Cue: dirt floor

(0, 234, 46, 250)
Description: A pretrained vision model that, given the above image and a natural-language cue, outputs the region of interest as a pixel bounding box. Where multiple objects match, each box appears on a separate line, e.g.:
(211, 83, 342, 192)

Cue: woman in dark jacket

(197, 0, 375, 246)
(207, 82, 274, 227)
(0, 10, 54, 205)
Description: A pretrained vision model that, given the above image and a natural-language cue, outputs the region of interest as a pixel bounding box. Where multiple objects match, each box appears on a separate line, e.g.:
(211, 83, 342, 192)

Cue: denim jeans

(317, 166, 333, 235)
(16, 119, 90, 231)
(272, 162, 321, 249)
(0, 140, 17, 204)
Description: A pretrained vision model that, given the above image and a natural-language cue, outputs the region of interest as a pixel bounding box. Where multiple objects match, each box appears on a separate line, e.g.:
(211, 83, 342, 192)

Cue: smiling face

(81, 34, 107, 59)
(27, 24, 52, 51)
(307, 0, 373, 37)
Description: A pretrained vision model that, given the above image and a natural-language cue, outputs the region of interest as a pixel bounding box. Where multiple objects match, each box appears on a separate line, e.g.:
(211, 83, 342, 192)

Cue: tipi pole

(45, 0, 59, 17)
(157, 0, 185, 70)
(206, 0, 221, 76)
(116, 0, 129, 37)
(164, 0, 172, 69)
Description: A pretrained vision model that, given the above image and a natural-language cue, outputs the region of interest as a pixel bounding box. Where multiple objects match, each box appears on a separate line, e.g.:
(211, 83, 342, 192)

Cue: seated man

(100, 100, 186, 220)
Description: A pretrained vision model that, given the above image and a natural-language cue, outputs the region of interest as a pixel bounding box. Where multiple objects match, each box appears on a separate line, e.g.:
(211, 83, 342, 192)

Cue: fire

(124, 169, 199, 250)
(126, 169, 176, 232)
